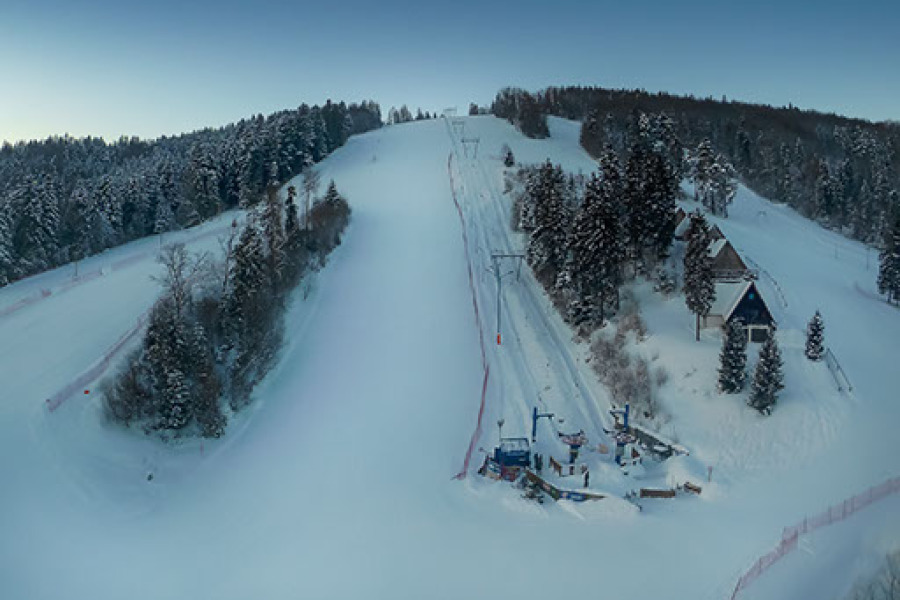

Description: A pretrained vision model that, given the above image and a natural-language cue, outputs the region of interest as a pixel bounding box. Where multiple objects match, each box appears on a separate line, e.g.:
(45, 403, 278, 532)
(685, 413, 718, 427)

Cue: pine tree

(590, 150, 626, 320)
(189, 322, 226, 438)
(805, 311, 825, 361)
(0, 203, 15, 285)
(644, 150, 678, 261)
(223, 220, 270, 406)
(683, 211, 716, 341)
(161, 368, 190, 430)
(718, 318, 748, 393)
(708, 157, 737, 217)
(285, 184, 300, 240)
(13, 175, 60, 275)
(262, 186, 285, 296)
(623, 142, 650, 266)
(878, 215, 900, 304)
(749, 333, 784, 415)
(154, 198, 176, 235)
(526, 161, 569, 287)
(692, 139, 716, 204)
(187, 142, 221, 219)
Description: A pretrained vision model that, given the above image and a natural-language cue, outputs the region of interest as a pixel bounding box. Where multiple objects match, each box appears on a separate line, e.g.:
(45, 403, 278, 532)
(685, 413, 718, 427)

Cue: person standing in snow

(584, 470, 590, 488)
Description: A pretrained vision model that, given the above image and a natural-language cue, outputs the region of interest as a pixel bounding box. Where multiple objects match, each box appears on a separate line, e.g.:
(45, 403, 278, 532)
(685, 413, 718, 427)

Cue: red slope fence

(448, 152, 491, 480)
(730, 476, 900, 599)
(45, 312, 150, 412)
(1, 222, 232, 321)
(43, 226, 231, 413)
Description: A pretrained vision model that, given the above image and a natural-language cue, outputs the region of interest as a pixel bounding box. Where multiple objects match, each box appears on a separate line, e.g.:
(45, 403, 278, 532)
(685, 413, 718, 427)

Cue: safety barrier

(824, 347, 853, 392)
(449, 152, 492, 480)
(45, 312, 150, 412)
(730, 476, 900, 599)
(1, 222, 232, 320)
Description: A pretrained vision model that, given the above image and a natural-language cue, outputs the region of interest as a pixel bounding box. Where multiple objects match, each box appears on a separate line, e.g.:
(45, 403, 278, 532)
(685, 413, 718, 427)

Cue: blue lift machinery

(531, 406, 554, 443)
(609, 403, 638, 466)
(484, 437, 531, 481)
(558, 430, 588, 463)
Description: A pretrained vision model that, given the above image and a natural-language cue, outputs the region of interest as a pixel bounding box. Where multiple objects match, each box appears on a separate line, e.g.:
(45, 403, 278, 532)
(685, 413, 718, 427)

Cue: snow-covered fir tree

(161, 368, 191, 430)
(644, 149, 678, 261)
(683, 211, 716, 341)
(708, 158, 737, 217)
(748, 332, 784, 415)
(805, 310, 825, 361)
(592, 150, 626, 319)
(718, 318, 748, 393)
(187, 142, 221, 220)
(878, 215, 900, 304)
(526, 161, 570, 288)
(692, 139, 716, 203)
(285, 184, 300, 240)
(261, 187, 286, 295)
(0, 203, 16, 285)
(623, 142, 650, 265)
(567, 161, 623, 324)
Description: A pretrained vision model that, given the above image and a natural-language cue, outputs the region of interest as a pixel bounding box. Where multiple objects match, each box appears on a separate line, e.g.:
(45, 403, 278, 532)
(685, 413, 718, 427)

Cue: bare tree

(301, 166, 321, 231)
(155, 243, 206, 316)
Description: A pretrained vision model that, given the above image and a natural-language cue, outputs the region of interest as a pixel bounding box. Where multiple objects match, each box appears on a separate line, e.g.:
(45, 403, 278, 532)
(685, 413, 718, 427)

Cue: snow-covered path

(0, 116, 897, 600)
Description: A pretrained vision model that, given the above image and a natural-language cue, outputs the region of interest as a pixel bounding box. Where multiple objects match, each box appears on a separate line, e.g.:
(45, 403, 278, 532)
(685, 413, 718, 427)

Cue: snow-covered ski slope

(0, 116, 897, 600)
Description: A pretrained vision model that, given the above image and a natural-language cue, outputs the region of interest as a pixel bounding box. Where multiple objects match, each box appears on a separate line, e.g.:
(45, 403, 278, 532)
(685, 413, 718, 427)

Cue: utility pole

(461, 137, 480, 159)
(489, 253, 525, 345)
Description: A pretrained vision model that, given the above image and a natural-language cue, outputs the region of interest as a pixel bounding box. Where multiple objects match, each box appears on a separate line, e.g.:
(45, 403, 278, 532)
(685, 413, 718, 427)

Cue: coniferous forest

(493, 86, 899, 247)
(103, 182, 352, 438)
(0, 100, 382, 286)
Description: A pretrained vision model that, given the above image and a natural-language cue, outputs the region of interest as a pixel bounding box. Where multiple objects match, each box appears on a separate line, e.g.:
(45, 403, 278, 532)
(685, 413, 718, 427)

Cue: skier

(583, 470, 589, 488)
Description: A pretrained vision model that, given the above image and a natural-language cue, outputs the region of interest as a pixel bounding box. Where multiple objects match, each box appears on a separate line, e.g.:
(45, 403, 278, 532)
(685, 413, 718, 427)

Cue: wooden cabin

(706, 281, 775, 342)
(708, 238, 749, 281)
(672, 210, 723, 243)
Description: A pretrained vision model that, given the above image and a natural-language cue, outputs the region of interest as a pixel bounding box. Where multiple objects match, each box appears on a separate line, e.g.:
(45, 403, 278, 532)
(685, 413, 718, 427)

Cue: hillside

(0, 116, 897, 600)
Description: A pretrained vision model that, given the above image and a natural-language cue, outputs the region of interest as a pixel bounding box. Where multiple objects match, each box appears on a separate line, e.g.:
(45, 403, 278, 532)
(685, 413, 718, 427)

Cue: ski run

(1, 115, 898, 600)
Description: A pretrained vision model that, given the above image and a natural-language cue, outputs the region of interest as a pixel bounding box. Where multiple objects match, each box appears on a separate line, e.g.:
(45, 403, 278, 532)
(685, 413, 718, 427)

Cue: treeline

(0, 100, 382, 286)
(492, 86, 900, 245)
(104, 182, 351, 437)
(515, 116, 681, 329)
(386, 105, 438, 124)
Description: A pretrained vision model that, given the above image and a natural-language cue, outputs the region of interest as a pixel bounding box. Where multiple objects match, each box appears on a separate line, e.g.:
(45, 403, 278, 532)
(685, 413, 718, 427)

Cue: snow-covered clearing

(0, 116, 896, 600)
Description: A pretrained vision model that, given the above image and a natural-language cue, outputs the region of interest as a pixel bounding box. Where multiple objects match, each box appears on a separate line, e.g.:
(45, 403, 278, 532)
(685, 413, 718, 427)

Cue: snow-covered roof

(708, 238, 728, 258)
(674, 216, 692, 238)
(709, 280, 753, 320)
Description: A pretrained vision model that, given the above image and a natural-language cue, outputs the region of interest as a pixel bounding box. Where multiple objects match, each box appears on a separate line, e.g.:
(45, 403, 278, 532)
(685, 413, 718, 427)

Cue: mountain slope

(0, 116, 896, 600)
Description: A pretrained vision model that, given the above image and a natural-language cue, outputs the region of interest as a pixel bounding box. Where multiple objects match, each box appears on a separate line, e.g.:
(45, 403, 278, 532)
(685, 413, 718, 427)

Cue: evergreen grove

(103, 182, 351, 438)
(493, 86, 899, 248)
(0, 100, 382, 287)
(517, 114, 682, 331)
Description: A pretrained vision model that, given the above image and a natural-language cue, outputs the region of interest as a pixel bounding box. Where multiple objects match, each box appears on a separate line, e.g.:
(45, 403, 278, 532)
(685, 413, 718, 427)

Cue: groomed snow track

(444, 118, 613, 471)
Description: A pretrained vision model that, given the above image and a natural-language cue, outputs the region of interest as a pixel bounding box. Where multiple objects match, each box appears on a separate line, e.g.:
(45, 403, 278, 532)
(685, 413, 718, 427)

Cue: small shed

(708, 239, 749, 281)
(707, 281, 775, 342)
(494, 437, 531, 468)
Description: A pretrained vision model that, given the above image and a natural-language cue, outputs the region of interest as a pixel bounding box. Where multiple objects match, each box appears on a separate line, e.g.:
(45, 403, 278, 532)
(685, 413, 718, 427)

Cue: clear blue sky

(1, 0, 898, 143)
